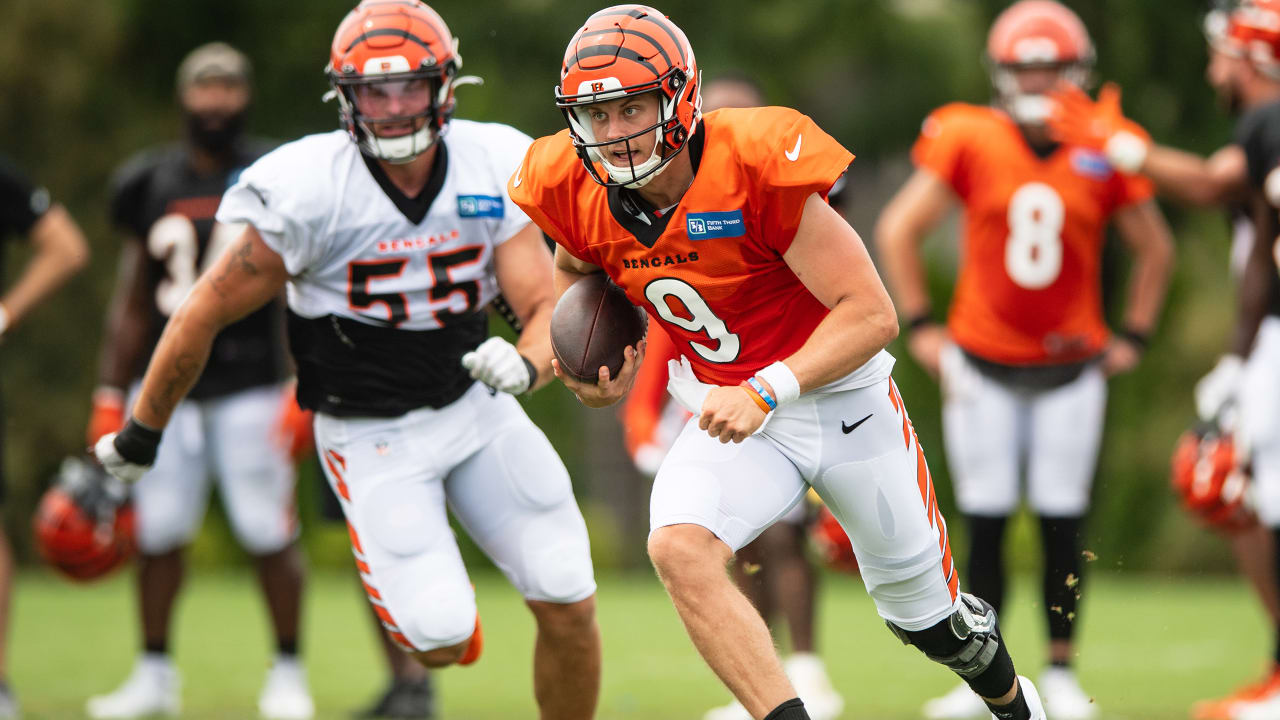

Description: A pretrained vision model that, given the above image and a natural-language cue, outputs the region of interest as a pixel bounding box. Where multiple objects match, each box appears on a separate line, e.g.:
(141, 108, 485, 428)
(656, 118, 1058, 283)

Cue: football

(551, 273, 648, 384)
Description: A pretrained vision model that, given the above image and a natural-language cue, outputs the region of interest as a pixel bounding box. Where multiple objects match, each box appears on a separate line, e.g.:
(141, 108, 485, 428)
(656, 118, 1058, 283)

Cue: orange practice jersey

(913, 103, 1154, 365)
(510, 107, 853, 386)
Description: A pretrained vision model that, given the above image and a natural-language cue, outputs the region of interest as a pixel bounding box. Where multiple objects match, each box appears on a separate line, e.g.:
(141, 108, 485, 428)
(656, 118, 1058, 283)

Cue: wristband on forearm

(739, 380, 774, 413)
(1119, 327, 1149, 352)
(519, 354, 538, 391)
(755, 361, 801, 406)
(906, 311, 934, 336)
(114, 418, 163, 465)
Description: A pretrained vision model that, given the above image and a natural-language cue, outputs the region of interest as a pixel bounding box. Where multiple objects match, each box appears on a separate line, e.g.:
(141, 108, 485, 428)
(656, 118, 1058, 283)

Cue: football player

(874, 2, 1175, 718)
(92, 3, 601, 719)
(0, 155, 90, 718)
(512, 6, 1044, 720)
(83, 43, 313, 720)
(1046, 3, 1280, 717)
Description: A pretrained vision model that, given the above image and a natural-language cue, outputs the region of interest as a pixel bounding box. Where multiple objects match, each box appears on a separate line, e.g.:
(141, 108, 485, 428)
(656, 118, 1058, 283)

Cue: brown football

(551, 273, 648, 384)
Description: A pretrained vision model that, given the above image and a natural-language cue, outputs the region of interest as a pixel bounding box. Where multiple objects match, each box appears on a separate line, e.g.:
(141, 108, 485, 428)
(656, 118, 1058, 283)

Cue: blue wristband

(746, 377, 778, 410)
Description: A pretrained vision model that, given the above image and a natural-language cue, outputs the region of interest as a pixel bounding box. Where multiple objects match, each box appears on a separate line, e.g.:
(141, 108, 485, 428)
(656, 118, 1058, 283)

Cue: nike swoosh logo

(841, 413, 873, 434)
(785, 134, 803, 162)
(512, 163, 523, 188)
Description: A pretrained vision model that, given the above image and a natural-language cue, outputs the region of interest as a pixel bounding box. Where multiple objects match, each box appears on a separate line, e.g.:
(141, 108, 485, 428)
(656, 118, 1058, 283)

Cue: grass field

(9, 568, 1270, 719)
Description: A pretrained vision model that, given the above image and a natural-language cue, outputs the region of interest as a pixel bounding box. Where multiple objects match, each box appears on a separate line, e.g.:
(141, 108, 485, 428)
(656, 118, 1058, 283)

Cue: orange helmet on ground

(986, 0, 1094, 124)
(33, 457, 135, 582)
(326, 0, 478, 163)
(555, 5, 701, 188)
(1170, 423, 1254, 532)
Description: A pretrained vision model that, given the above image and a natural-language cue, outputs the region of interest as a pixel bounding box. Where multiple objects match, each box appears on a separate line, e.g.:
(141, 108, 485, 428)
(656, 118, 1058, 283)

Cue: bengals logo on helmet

(1170, 423, 1254, 532)
(555, 5, 703, 188)
(33, 457, 135, 582)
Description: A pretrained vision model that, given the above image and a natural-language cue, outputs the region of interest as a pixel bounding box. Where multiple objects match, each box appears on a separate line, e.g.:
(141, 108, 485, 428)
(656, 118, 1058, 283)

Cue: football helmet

(986, 0, 1094, 124)
(555, 5, 702, 188)
(1224, 0, 1280, 79)
(1170, 422, 1253, 532)
(326, 0, 480, 163)
(808, 506, 859, 574)
(33, 456, 135, 581)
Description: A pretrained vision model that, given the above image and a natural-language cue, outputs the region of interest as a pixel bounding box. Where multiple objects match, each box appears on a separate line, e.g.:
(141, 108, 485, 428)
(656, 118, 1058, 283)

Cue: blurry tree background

(0, 0, 1242, 575)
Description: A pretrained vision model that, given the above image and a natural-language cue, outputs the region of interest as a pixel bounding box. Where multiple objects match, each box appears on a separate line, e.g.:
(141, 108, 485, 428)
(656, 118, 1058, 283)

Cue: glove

(1195, 354, 1245, 423)
(1047, 83, 1150, 173)
(665, 355, 773, 435)
(461, 337, 534, 395)
(94, 418, 162, 485)
(273, 384, 315, 462)
(58, 456, 130, 527)
(86, 386, 126, 446)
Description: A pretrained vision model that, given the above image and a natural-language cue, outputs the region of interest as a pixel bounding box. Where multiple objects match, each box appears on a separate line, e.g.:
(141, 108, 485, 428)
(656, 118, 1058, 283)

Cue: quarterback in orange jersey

(511, 6, 1046, 720)
(876, 2, 1174, 719)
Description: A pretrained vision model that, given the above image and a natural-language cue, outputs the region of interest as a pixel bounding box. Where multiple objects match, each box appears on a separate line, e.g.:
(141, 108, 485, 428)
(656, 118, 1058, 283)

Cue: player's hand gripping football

(1047, 83, 1150, 173)
(699, 383, 769, 444)
(552, 340, 646, 408)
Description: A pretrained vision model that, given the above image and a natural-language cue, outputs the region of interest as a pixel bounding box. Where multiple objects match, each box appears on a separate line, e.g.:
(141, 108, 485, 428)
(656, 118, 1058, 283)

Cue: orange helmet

(985, 0, 1094, 124)
(1170, 423, 1254, 532)
(1223, 0, 1280, 79)
(33, 457, 136, 582)
(555, 5, 701, 188)
(808, 506, 860, 574)
(326, 0, 479, 163)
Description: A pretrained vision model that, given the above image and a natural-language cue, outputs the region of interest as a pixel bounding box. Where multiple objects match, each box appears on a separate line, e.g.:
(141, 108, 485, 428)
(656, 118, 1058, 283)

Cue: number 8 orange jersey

(510, 106, 855, 386)
(914, 102, 1154, 365)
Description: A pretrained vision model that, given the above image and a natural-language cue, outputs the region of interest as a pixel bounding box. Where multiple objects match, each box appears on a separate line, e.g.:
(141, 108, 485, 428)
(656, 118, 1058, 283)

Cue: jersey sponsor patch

(686, 210, 745, 240)
(1069, 148, 1113, 181)
(457, 194, 504, 219)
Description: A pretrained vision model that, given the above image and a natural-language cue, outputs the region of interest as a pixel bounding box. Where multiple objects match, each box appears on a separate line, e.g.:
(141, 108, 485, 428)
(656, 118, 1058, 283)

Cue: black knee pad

(887, 592, 1017, 698)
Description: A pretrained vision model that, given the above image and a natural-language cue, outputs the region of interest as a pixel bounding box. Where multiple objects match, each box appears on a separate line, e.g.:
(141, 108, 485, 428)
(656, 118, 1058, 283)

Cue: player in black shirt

(0, 155, 90, 718)
(84, 43, 311, 720)
(1047, 6, 1280, 718)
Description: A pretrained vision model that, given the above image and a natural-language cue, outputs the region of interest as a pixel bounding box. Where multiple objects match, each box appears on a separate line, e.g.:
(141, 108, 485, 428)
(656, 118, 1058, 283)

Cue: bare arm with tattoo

(131, 224, 289, 428)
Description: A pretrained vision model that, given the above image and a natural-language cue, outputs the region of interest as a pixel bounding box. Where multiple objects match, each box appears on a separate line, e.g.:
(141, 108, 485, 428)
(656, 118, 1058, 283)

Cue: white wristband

(1104, 130, 1149, 174)
(756, 361, 800, 407)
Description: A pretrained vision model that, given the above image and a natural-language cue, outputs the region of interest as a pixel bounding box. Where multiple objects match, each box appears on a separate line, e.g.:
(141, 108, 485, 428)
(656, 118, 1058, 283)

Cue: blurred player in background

(1046, 3, 1280, 717)
(92, 2, 601, 718)
(515, 6, 1047, 720)
(876, 2, 1174, 718)
(84, 43, 312, 720)
(0, 155, 90, 717)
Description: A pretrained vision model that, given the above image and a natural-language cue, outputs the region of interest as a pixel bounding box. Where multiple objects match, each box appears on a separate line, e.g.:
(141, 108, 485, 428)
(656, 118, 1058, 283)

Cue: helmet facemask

(989, 59, 1091, 125)
(558, 67, 697, 189)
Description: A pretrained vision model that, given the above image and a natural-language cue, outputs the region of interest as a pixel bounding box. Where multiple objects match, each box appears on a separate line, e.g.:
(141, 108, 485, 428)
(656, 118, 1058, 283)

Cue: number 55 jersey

(510, 105, 892, 389)
(913, 103, 1153, 365)
(217, 120, 533, 417)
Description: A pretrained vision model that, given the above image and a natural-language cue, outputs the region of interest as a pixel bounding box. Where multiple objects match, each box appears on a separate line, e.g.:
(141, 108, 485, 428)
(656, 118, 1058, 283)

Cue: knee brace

(888, 592, 1015, 698)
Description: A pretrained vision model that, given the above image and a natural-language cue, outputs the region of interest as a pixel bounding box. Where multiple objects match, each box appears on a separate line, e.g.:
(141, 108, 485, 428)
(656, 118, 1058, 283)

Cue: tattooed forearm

(210, 236, 260, 298)
(148, 351, 203, 418)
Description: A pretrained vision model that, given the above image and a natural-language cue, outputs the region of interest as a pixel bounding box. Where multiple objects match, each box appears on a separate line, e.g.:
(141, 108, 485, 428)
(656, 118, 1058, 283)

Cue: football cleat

(354, 676, 435, 719)
(0, 682, 18, 719)
(1038, 666, 1097, 719)
(258, 657, 315, 720)
(458, 614, 483, 666)
(1010, 676, 1047, 720)
(1191, 666, 1280, 720)
(86, 655, 180, 719)
(924, 681, 988, 720)
(33, 456, 135, 582)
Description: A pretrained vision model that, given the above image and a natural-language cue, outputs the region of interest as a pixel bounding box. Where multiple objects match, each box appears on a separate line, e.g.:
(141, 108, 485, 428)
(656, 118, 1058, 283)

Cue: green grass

(10, 568, 1271, 719)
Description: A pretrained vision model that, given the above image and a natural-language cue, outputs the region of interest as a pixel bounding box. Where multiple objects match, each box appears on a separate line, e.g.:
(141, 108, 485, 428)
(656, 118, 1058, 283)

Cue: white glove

(94, 432, 151, 485)
(665, 355, 772, 435)
(461, 337, 532, 395)
(1195, 354, 1244, 422)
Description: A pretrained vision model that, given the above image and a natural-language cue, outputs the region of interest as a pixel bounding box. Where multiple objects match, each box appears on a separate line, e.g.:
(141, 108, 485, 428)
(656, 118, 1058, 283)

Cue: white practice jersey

(216, 120, 534, 418)
(218, 120, 531, 329)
